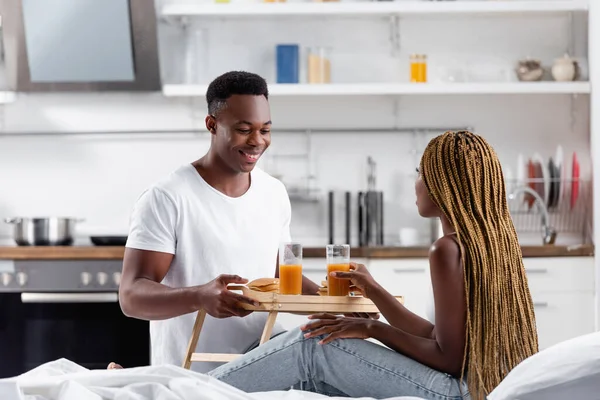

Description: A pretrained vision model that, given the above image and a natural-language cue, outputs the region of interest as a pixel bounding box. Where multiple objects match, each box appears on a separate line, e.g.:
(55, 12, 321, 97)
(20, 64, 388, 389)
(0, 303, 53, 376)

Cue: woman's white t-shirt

(125, 163, 291, 373)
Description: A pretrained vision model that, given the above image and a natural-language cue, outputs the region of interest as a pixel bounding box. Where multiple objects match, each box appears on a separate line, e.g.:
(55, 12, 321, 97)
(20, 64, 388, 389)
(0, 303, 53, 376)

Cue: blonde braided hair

(419, 131, 539, 400)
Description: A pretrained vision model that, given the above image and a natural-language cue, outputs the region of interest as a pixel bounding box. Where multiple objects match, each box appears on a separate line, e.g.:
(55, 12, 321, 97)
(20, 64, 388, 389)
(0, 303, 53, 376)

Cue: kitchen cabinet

(367, 256, 596, 351)
(367, 259, 431, 319)
(523, 257, 596, 350)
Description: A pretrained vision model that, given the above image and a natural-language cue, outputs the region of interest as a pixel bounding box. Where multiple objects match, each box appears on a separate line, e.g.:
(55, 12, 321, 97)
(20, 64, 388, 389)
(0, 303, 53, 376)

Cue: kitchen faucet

(507, 186, 557, 245)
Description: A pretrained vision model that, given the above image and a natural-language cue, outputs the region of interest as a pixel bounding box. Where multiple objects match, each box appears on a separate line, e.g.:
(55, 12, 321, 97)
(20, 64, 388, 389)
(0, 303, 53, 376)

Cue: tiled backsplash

(0, 92, 591, 247)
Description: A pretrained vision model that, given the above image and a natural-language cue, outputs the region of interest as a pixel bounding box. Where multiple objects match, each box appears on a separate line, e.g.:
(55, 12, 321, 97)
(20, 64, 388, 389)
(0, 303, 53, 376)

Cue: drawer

(368, 260, 430, 319)
(523, 257, 594, 294)
(532, 292, 595, 350)
(368, 260, 430, 297)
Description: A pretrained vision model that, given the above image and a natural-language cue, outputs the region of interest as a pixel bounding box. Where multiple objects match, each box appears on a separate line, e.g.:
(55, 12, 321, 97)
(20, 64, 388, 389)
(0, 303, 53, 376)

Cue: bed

(1, 331, 597, 400)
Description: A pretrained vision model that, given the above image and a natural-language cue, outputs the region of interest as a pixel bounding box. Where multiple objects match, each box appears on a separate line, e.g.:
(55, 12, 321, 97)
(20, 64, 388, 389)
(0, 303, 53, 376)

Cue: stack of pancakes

(247, 278, 280, 293)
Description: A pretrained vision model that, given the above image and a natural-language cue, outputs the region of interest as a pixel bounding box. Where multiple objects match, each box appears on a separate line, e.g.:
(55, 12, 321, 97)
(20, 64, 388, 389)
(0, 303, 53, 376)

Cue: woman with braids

(206, 130, 539, 399)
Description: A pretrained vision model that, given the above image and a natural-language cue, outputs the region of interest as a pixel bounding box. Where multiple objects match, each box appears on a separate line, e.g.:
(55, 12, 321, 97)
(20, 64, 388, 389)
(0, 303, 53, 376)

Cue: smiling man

(118, 71, 319, 373)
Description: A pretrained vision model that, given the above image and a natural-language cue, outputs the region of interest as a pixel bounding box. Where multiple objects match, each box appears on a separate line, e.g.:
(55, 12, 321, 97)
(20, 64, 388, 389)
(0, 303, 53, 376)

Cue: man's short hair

(206, 71, 269, 116)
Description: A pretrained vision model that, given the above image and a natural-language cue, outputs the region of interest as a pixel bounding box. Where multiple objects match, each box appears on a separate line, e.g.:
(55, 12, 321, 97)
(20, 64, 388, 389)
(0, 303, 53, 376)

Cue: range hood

(1, 0, 161, 92)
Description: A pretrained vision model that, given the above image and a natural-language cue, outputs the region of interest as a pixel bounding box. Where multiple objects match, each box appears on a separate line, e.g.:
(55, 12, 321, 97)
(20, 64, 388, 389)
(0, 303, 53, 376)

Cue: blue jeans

(208, 328, 470, 399)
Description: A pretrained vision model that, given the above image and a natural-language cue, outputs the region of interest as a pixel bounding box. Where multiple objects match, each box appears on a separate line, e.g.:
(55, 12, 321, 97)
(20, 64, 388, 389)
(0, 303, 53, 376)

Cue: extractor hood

(1, 0, 161, 92)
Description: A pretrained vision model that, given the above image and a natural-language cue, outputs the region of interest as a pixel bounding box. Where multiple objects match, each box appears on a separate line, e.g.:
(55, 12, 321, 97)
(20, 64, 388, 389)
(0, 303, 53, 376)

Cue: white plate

(516, 153, 526, 203)
(532, 153, 549, 206)
(555, 145, 564, 207)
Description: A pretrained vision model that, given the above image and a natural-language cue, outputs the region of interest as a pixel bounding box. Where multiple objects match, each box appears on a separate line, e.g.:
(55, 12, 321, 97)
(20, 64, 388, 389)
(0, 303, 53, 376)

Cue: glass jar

(307, 46, 331, 84)
(410, 54, 427, 83)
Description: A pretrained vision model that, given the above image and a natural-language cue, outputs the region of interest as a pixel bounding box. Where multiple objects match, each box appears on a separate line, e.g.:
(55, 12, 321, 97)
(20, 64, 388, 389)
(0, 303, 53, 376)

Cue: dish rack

(505, 178, 592, 244)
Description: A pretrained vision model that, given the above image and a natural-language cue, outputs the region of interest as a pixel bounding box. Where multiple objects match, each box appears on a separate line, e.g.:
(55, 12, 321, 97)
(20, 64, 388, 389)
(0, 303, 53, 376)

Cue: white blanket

(0, 359, 425, 400)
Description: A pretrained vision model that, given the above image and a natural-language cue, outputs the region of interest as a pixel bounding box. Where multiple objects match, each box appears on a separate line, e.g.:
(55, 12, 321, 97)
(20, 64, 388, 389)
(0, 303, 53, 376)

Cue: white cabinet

(367, 256, 596, 351)
(523, 257, 596, 350)
(367, 259, 431, 319)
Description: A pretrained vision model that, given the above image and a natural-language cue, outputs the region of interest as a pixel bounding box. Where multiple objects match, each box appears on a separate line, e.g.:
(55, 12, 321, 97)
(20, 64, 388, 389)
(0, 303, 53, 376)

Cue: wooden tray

(182, 286, 404, 368)
(228, 285, 399, 314)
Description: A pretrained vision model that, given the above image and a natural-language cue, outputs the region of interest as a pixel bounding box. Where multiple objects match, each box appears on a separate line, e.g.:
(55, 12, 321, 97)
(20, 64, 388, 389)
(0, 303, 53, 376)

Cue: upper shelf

(163, 82, 591, 97)
(160, 1, 589, 18)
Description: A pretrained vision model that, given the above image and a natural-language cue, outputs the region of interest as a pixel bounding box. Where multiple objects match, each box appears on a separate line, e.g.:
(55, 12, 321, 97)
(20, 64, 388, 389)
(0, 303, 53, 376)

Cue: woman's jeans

(208, 328, 470, 400)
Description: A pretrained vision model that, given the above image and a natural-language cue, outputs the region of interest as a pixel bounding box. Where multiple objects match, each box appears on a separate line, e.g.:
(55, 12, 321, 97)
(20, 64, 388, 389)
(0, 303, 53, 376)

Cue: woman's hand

(300, 313, 379, 345)
(332, 262, 379, 298)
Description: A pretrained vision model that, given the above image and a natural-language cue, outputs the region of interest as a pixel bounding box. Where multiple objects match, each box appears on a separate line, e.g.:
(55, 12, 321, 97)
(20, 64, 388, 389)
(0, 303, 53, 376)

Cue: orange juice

(410, 54, 420, 82)
(279, 264, 303, 295)
(327, 263, 350, 296)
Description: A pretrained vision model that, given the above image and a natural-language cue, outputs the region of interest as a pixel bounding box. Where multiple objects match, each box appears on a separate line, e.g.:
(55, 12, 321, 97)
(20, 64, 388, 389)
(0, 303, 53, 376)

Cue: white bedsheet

(0, 359, 426, 400)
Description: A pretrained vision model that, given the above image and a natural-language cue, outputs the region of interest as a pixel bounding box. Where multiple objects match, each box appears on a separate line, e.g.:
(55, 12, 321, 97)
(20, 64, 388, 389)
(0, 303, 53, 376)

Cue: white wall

(0, 1, 592, 248)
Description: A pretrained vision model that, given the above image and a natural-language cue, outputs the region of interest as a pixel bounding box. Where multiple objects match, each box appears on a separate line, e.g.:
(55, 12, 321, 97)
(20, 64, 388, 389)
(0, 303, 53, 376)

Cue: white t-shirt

(125, 163, 291, 373)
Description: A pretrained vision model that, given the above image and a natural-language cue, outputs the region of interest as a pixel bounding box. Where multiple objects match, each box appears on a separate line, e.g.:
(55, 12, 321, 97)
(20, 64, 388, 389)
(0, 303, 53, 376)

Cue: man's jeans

(210, 328, 470, 399)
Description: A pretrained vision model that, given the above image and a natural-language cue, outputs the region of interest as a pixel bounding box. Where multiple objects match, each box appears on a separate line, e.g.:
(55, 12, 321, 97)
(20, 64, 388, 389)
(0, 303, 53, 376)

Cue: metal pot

(4, 217, 84, 246)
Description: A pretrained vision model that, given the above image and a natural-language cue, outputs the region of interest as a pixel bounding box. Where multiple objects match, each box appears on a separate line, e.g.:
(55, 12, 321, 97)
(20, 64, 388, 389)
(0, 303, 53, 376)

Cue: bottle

(410, 54, 420, 83)
(419, 54, 428, 83)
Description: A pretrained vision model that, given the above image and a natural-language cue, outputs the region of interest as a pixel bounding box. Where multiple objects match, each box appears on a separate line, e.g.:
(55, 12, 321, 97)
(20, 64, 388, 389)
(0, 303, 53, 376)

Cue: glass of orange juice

(326, 244, 350, 296)
(279, 242, 303, 295)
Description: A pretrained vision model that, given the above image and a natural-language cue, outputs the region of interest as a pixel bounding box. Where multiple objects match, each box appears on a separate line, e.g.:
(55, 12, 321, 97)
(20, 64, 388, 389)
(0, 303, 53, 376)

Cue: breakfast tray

(182, 285, 404, 368)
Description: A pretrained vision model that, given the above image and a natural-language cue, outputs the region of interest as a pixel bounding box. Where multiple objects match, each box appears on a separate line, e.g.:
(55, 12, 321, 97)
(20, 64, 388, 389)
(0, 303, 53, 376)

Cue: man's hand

(197, 274, 260, 318)
(300, 313, 379, 345)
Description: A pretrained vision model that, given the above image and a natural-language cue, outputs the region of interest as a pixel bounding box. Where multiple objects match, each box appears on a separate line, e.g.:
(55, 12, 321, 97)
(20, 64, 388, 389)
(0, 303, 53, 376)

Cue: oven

(0, 259, 150, 379)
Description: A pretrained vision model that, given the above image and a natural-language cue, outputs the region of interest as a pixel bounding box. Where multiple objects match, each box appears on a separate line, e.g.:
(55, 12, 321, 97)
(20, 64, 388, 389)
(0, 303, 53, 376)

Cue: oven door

(0, 291, 150, 379)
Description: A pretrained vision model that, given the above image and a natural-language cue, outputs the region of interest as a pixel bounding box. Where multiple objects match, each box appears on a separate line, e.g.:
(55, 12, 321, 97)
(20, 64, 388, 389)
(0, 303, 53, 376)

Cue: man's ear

(205, 115, 217, 134)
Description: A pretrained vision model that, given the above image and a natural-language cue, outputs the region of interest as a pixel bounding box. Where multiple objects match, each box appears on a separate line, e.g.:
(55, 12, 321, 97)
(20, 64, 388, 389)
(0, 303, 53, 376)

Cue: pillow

(488, 331, 600, 400)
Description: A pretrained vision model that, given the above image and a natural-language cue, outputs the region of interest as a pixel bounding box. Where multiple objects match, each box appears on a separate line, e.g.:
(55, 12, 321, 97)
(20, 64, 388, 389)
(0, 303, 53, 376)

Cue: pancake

(248, 278, 280, 293)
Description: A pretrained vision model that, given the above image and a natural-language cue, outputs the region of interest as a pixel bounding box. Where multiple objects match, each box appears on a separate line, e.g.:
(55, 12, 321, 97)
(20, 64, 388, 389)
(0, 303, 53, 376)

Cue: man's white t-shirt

(125, 163, 290, 373)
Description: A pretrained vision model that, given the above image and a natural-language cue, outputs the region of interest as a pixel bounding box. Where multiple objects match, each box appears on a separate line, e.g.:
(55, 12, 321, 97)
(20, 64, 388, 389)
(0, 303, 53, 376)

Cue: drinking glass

(279, 243, 303, 295)
(326, 244, 350, 296)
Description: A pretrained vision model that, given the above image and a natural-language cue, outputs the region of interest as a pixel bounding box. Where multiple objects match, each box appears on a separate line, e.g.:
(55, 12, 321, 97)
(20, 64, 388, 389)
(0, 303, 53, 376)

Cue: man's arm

(120, 248, 258, 320)
(119, 248, 199, 320)
(119, 187, 257, 321)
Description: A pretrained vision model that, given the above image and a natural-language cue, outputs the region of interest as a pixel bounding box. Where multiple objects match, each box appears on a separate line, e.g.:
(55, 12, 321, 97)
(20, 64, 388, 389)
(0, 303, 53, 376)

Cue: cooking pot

(4, 217, 84, 246)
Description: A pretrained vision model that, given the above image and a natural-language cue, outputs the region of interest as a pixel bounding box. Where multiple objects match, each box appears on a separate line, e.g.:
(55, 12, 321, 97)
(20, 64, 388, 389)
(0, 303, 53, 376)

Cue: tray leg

(182, 309, 207, 369)
(259, 311, 278, 345)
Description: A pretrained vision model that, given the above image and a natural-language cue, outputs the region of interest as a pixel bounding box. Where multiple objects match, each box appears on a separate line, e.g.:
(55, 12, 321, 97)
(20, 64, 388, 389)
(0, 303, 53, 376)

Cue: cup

(279, 242, 303, 295)
(326, 244, 350, 296)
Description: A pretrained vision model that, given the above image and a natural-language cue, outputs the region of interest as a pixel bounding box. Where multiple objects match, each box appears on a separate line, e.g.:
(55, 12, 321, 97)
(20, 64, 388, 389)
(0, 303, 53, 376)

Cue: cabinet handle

(21, 292, 118, 303)
(533, 301, 549, 308)
(526, 268, 548, 274)
(393, 268, 427, 274)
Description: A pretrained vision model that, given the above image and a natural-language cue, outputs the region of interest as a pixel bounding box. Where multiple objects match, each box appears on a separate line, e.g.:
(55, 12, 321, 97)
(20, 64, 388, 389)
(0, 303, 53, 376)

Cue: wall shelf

(163, 82, 591, 98)
(161, 1, 588, 18)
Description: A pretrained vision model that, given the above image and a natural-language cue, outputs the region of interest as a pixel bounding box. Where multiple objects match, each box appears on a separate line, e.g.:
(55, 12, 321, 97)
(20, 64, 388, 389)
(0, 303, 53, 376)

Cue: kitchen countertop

(0, 244, 594, 260)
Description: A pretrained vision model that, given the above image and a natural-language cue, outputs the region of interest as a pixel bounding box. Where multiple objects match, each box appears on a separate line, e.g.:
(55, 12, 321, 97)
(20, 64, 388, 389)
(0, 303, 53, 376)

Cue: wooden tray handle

(227, 284, 253, 297)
